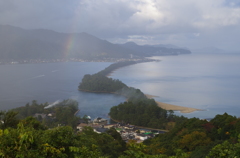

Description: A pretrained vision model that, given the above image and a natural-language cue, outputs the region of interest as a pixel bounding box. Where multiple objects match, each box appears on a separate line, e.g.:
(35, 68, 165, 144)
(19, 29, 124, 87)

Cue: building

(92, 117, 108, 125)
(93, 127, 108, 134)
(135, 134, 148, 141)
(76, 123, 89, 131)
(34, 113, 47, 119)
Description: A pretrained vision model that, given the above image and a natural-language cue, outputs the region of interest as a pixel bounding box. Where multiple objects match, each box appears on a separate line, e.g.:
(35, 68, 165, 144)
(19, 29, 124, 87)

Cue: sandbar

(145, 94, 202, 113)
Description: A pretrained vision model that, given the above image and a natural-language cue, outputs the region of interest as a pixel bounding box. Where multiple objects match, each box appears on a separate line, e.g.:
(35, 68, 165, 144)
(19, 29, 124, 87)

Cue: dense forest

(0, 115, 127, 158)
(78, 73, 127, 92)
(109, 100, 186, 130)
(1, 106, 240, 157)
(7, 99, 80, 128)
(143, 112, 240, 157)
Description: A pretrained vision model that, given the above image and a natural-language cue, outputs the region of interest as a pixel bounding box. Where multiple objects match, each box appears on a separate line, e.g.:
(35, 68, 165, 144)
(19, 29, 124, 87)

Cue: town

(0, 57, 142, 65)
(76, 116, 167, 143)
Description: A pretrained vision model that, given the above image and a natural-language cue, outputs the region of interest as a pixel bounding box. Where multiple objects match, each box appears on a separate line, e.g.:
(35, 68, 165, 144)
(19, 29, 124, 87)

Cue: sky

(0, 0, 240, 51)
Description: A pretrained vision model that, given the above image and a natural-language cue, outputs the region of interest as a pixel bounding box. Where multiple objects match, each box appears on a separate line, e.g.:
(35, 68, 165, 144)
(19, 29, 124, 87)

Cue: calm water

(110, 53, 240, 119)
(0, 62, 125, 119)
(1, 53, 240, 120)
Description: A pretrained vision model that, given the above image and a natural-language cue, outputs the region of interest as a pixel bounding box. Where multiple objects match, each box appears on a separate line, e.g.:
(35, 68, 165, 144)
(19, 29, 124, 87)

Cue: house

(77, 122, 109, 133)
(117, 122, 126, 127)
(47, 113, 53, 117)
(93, 117, 108, 125)
(115, 127, 124, 133)
(76, 123, 89, 131)
(135, 134, 148, 141)
(102, 124, 116, 129)
(85, 116, 91, 120)
(143, 132, 155, 139)
(124, 125, 135, 130)
(94, 127, 108, 134)
(34, 113, 47, 119)
(139, 128, 151, 134)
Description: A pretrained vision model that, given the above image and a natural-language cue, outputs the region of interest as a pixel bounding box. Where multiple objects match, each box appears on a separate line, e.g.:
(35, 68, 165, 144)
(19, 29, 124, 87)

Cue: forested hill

(78, 73, 127, 93)
(78, 59, 157, 93)
(143, 113, 240, 157)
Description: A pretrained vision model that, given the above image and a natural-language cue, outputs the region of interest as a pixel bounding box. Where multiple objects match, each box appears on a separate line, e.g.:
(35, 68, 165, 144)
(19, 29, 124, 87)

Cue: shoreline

(145, 94, 202, 113)
(79, 89, 202, 114)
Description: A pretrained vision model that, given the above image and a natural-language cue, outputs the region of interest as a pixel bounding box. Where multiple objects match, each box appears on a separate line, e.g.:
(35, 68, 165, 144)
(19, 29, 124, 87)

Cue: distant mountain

(0, 25, 64, 60)
(0, 25, 191, 61)
(146, 44, 180, 49)
(0, 25, 132, 60)
(117, 42, 191, 57)
(192, 47, 227, 53)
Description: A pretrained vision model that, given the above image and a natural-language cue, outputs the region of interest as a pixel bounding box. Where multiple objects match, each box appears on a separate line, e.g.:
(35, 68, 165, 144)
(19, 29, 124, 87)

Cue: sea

(110, 53, 240, 119)
(0, 62, 125, 119)
(0, 53, 240, 120)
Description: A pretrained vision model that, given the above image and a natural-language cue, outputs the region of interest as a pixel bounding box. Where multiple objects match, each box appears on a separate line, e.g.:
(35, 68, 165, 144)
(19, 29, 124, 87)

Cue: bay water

(0, 62, 125, 119)
(110, 53, 240, 119)
(0, 53, 240, 120)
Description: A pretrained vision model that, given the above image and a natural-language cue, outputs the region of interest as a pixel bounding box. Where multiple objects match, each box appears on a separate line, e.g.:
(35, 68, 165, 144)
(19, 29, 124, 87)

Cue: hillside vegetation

(1, 103, 240, 157)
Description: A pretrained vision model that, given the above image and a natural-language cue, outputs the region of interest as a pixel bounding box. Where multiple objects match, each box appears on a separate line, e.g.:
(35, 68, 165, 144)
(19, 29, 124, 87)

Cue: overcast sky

(0, 0, 240, 51)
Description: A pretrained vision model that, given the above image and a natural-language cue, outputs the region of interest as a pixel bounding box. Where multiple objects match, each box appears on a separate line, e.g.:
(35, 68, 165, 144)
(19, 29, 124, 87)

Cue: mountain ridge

(0, 25, 191, 61)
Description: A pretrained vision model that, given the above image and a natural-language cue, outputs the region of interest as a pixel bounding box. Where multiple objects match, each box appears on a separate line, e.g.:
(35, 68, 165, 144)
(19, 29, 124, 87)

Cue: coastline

(79, 89, 201, 114)
(145, 94, 202, 113)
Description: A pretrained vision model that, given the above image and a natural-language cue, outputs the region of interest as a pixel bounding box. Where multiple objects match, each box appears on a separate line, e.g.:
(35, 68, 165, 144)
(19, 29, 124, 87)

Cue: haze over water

(110, 53, 240, 119)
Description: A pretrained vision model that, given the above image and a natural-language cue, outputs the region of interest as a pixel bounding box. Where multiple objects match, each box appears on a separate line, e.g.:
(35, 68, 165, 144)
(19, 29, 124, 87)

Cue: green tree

(207, 140, 240, 158)
(0, 110, 19, 130)
(81, 126, 126, 158)
(20, 116, 47, 130)
(0, 123, 44, 158)
(178, 131, 212, 151)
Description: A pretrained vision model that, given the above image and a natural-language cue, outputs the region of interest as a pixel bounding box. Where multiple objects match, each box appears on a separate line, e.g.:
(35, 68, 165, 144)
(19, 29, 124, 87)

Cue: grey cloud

(223, 0, 240, 8)
(0, 0, 239, 51)
(0, 0, 76, 31)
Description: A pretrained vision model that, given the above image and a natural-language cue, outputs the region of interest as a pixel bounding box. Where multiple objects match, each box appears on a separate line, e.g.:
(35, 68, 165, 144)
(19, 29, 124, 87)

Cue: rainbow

(63, 33, 77, 59)
(63, 1, 84, 59)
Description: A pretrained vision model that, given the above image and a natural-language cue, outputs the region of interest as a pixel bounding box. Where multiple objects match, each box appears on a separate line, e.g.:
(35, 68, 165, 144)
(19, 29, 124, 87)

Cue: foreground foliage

(1, 107, 240, 157)
(9, 99, 80, 128)
(144, 113, 240, 158)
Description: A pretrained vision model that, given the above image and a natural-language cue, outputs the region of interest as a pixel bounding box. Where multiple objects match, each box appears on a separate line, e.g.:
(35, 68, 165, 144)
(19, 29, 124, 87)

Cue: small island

(78, 60, 202, 130)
